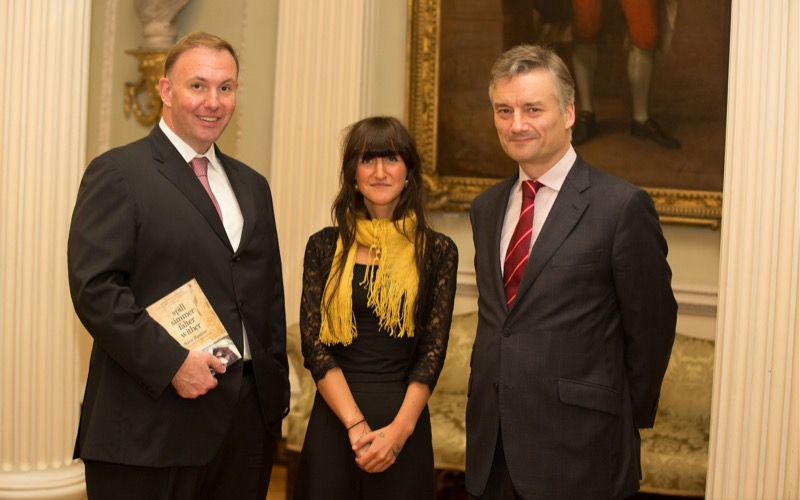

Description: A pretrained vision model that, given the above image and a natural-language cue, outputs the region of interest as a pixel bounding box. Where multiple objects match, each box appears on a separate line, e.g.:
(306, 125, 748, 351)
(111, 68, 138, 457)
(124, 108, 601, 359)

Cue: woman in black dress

(294, 116, 458, 499)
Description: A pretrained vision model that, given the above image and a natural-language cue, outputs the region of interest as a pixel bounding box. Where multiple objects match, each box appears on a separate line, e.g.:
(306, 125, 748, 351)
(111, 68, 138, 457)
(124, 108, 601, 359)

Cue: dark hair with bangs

(325, 116, 434, 325)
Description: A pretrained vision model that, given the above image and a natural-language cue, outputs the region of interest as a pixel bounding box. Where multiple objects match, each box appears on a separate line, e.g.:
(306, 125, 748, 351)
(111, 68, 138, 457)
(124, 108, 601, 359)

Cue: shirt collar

(515, 145, 576, 192)
(159, 119, 221, 173)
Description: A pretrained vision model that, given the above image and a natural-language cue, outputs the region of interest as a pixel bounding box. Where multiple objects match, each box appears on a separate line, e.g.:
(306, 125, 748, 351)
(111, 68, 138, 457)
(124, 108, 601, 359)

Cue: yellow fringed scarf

(319, 215, 419, 346)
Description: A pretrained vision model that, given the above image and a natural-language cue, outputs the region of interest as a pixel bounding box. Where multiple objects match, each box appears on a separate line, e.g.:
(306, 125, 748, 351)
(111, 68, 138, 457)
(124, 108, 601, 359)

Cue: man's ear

(159, 77, 171, 108)
(564, 101, 576, 129)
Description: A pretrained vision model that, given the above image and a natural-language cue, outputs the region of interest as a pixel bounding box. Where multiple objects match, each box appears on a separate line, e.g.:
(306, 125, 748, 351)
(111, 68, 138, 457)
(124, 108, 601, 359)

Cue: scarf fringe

(319, 216, 418, 346)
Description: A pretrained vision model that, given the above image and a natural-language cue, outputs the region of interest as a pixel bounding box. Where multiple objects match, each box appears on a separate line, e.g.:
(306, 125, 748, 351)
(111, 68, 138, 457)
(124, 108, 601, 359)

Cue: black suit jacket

(68, 126, 289, 467)
(466, 156, 677, 499)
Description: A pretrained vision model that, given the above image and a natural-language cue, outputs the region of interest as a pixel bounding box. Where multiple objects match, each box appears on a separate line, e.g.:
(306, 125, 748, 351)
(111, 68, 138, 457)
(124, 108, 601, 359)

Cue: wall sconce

(123, 50, 167, 126)
(124, 0, 190, 126)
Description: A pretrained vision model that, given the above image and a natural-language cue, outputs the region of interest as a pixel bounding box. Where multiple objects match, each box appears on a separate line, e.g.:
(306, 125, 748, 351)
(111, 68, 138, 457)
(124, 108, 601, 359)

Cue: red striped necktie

(503, 180, 542, 309)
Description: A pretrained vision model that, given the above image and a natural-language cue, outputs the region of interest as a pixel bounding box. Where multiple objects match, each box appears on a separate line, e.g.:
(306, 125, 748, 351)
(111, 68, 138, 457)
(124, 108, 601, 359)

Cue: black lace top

(299, 226, 459, 390)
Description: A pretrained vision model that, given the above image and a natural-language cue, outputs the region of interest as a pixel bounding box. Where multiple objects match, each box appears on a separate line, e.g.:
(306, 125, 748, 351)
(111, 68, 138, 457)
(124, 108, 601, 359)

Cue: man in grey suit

(466, 44, 677, 499)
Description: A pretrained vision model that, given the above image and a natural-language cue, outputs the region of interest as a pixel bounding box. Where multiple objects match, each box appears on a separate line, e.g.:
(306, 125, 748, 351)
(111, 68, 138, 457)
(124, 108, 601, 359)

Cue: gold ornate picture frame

(406, 0, 727, 228)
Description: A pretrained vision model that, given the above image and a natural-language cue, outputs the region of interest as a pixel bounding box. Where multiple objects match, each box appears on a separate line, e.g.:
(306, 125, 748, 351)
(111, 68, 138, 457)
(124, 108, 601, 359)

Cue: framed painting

(406, 0, 729, 227)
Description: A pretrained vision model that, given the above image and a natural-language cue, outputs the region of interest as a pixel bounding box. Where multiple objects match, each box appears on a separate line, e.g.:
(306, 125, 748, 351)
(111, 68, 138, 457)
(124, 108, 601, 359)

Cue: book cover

(146, 278, 242, 367)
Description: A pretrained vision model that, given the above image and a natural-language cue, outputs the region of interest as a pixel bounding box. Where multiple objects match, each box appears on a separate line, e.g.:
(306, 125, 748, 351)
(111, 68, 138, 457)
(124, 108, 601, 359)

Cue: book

(146, 278, 241, 367)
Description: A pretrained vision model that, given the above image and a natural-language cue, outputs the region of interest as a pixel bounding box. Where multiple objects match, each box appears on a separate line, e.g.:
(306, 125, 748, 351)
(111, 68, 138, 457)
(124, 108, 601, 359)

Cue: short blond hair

(164, 31, 239, 76)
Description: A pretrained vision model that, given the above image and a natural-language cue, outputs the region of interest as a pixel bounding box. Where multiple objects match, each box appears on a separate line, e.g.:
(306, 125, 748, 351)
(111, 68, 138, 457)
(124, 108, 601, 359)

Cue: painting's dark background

(437, 0, 730, 191)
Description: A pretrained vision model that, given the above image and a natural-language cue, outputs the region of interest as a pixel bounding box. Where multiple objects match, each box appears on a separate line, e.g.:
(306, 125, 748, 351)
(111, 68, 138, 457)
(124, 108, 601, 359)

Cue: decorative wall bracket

(123, 0, 191, 125)
(123, 50, 167, 126)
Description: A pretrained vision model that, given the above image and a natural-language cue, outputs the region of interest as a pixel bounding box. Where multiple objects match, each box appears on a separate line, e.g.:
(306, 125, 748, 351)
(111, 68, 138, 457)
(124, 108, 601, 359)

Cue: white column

(270, 0, 373, 325)
(0, 1, 91, 499)
(708, 1, 799, 498)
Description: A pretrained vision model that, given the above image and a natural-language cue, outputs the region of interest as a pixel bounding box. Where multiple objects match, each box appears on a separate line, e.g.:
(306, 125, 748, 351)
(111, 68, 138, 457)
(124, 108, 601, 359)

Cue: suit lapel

(483, 176, 518, 312)
(149, 127, 233, 251)
(512, 159, 590, 308)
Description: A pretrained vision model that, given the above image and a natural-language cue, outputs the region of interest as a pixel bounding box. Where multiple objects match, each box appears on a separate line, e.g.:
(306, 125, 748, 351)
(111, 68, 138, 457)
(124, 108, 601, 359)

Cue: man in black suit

(68, 32, 289, 499)
(466, 44, 677, 499)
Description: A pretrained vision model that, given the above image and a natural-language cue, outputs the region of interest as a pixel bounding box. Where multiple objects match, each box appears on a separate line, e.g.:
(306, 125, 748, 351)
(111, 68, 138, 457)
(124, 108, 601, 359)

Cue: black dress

(294, 227, 458, 500)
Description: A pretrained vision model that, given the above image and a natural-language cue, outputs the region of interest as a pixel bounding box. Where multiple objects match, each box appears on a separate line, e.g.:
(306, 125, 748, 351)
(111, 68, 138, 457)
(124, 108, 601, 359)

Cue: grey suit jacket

(68, 126, 290, 467)
(466, 156, 677, 499)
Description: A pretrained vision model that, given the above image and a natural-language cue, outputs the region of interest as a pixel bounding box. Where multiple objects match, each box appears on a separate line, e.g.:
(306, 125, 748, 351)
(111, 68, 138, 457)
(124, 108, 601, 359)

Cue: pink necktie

(503, 180, 542, 309)
(189, 157, 223, 221)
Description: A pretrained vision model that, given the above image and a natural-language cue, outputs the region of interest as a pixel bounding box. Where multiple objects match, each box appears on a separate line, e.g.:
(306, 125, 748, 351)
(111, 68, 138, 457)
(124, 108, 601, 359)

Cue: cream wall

(367, 0, 409, 118)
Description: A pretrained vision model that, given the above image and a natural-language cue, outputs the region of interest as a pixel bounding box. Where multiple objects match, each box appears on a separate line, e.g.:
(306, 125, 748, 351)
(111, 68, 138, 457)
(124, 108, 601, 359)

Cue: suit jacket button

(492, 382, 499, 392)
(502, 329, 511, 337)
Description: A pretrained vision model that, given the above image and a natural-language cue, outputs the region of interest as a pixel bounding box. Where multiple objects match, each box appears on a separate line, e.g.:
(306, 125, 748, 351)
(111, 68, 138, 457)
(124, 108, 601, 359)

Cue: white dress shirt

(499, 146, 577, 273)
(159, 119, 251, 359)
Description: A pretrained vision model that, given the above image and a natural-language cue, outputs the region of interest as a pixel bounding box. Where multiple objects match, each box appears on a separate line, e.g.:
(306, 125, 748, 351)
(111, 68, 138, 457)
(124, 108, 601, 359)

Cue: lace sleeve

(407, 233, 459, 390)
(299, 228, 340, 382)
